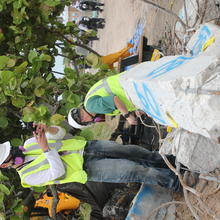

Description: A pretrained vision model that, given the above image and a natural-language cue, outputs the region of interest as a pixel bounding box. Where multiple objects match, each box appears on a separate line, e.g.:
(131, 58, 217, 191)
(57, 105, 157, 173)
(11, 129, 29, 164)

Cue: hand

(33, 129, 49, 152)
(126, 114, 137, 125)
(33, 123, 47, 134)
(135, 110, 145, 117)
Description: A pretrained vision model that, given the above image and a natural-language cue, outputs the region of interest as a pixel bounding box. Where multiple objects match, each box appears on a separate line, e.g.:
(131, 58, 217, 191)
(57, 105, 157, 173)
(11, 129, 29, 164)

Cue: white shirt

(23, 126, 67, 186)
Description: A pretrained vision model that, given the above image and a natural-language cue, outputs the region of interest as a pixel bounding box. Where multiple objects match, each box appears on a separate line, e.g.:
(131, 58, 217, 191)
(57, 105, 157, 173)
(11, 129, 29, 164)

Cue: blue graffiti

(145, 56, 193, 79)
(131, 25, 212, 126)
(133, 82, 167, 125)
(191, 25, 211, 56)
(143, 26, 212, 80)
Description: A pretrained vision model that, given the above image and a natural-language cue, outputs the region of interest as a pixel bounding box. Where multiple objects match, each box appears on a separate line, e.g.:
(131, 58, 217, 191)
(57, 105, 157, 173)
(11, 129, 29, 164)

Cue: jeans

(83, 140, 180, 192)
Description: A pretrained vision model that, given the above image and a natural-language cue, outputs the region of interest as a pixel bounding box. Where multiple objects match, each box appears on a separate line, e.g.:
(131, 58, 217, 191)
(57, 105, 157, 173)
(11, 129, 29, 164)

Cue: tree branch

(52, 71, 65, 76)
(160, 153, 202, 197)
(142, 0, 189, 31)
(183, 172, 200, 220)
(50, 185, 59, 220)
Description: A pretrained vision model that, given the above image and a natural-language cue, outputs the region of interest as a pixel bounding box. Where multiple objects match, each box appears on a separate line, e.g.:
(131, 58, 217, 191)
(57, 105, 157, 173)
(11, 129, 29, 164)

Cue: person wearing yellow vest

(68, 73, 139, 129)
(0, 124, 181, 192)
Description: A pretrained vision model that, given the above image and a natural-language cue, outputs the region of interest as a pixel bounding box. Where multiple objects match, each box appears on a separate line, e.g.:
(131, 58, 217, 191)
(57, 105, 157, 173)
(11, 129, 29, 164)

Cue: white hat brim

(0, 141, 11, 165)
(68, 108, 92, 129)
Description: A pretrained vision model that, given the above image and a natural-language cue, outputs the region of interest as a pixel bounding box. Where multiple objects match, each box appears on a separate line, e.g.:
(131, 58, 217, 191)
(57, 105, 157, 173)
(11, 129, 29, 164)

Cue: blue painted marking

(191, 25, 212, 56)
(142, 26, 211, 80)
(126, 186, 153, 218)
(145, 56, 193, 79)
(133, 82, 167, 125)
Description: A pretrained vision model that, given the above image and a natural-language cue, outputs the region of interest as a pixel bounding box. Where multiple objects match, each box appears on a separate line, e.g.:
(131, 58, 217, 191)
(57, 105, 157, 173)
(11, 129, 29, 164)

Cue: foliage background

(0, 0, 116, 218)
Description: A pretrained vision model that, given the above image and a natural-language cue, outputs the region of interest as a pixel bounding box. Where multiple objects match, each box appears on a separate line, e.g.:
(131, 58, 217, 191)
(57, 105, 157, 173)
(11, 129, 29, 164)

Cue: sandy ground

(92, 0, 183, 55)
(91, 0, 183, 141)
(90, 1, 220, 219)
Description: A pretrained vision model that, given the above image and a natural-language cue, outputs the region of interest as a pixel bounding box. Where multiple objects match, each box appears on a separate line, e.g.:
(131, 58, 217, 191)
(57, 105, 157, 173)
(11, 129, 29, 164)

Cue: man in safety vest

(0, 124, 180, 192)
(68, 73, 139, 129)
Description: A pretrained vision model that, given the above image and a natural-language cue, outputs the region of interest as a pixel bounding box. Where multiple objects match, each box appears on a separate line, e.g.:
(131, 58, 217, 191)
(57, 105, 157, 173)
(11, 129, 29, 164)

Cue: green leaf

(25, 25, 32, 39)
(65, 103, 78, 112)
(0, 193, 4, 204)
(20, 80, 29, 88)
(37, 45, 48, 51)
(32, 186, 46, 193)
(11, 138, 22, 147)
(62, 91, 71, 101)
(0, 116, 8, 128)
(67, 78, 76, 89)
(0, 92, 7, 105)
(0, 33, 5, 42)
(4, 89, 14, 97)
(28, 51, 38, 63)
(0, 71, 14, 83)
(33, 77, 45, 88)
(0, 56, 10, 69)
(15, 36, 21, 44)
(0, 184, 10, 195)
(34, 87, 45, 97)
(23, 106, 35, 115)
(14, 61, 28, 73)
(32, 59, 42, 72)
(13, 0, 23, 9)
(46, 73, 53, 82)
(44, 0, 60, 7)
(11, 97, 26, 108)
(66, 21, 75, 27)
(9, 25, 21, 34)
(67, 93, 80, 105)
(0, 212, 5, 220)
(64, 67, 76, 79)
(0, 171, 9, 181)
(22, 113, 36, 122)
(7, 59, 16, 68)
(39, 54, 52, 62)
(12, 203, 24, 219)
(12, 9, 23, 25)
(9, 77, 17, 90)
(49, 114, 65, 125)
(37, 105, 48, 116)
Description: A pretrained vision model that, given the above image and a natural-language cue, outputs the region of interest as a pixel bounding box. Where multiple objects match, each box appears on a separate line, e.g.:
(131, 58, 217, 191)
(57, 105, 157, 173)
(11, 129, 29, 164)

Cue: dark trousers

(83, 140, 181, 192)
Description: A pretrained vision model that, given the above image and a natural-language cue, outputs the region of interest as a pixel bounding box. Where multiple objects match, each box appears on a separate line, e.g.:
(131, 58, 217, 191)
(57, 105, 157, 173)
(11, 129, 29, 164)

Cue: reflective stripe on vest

(24, 139, 86, 156)
(20, 150, 82, 177)
(20, 158, 48, 176)
(19, 153, 87, 187)
(85, 78, 113, 99)
(19, 138, 88, 187)
(24, 141, 63, 152)
(84, 74, 137, 115)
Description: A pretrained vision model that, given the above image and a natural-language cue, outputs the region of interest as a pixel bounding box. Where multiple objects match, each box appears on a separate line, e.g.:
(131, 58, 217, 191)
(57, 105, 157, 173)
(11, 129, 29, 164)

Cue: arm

(86, 95, 137, 125)
(33, 128, 65, 180)
(23, 149, 65, 186)
(114, 96, 137, 125)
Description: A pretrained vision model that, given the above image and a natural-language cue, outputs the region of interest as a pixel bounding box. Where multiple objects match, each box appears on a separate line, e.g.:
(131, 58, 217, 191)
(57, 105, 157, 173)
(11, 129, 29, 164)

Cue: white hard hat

(68, 108, 91, 129)
(0, 142, 11, 165)
(45, 126, 66, 140)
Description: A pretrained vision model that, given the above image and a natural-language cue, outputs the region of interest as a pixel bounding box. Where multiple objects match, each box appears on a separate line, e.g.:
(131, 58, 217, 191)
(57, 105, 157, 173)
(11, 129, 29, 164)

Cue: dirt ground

(91, 1, 220, 219)
(92, 0, 183, 54)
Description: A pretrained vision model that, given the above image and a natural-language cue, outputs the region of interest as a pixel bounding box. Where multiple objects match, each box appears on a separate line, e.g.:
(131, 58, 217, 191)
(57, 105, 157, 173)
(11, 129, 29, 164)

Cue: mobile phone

(26, 122, 37, 132)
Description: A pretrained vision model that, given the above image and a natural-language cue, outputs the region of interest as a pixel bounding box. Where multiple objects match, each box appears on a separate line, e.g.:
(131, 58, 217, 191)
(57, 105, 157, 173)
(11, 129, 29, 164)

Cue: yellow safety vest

(18, 138, 87, 188)
(84, 73, 137, 115)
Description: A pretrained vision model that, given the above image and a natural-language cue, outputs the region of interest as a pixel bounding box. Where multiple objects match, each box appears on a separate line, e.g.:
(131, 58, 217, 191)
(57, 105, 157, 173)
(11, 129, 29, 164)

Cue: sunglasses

(71, 108, 93, 126)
